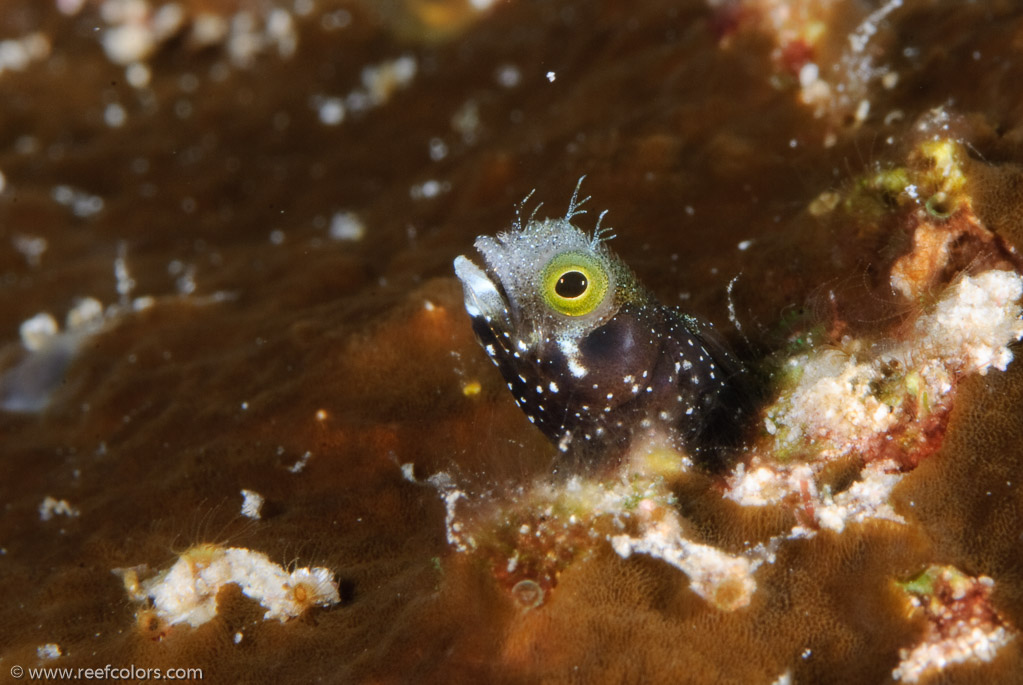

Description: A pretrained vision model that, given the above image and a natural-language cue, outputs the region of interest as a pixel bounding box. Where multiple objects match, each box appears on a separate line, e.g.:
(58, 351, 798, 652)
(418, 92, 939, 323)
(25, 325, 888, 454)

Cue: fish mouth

(453, 254, 512, 329)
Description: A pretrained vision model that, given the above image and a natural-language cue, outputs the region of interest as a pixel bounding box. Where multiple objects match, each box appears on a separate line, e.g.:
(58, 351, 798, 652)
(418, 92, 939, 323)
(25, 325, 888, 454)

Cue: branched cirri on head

(454, 178, 752, 470)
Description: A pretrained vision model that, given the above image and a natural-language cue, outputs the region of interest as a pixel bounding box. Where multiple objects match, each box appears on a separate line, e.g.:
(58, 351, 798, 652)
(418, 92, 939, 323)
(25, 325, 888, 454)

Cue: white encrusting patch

(549, 381, 559, 393)
(763, 270, 1023, 461)
(39, 496, 80, 521)
(240, 489, 265, 520)
(115, 545, 340, 628)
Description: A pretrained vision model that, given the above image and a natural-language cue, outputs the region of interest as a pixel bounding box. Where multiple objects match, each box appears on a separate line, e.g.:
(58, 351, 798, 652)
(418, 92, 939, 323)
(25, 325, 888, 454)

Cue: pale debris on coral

(98, 0, 300, 68)
(765, 349, 898, 459)
(311, 55, 418, 128)
(52, 184, 104, 218)
(240, 489, 264, 520)
(726, 461, 815, 507)
(912, 270, 1023, 375)
(328, 211, 367, 242)
(427, 471, 475, 553)
(0, 32, 51, 77)
(764, 270, 1023, 461)
(117, 544, 340, 629)
(895, 625, 1014, 684)
(893, 567, 1016, 683)
(611, 518, 757, 611)
(727, 270, 1022, 545)
(20, 313, 59, 352)
(811, 462, 903, 534)
(728, 458, 905, 538)
(345, 55, 418, 116)
(431, 439, 761, 611)
(406, 465, 476, 552)
(3, 299, 108, 412)
(287, 450, 313, 474)
(807, 0, 904, 134)
(770, 670, 793, 685)
(36, 643, 62, 660)
(2, 245, 234, 413)
(38, 496, 80, 522)
(723, 0, 903, 136)
(101, 0, 183, 65)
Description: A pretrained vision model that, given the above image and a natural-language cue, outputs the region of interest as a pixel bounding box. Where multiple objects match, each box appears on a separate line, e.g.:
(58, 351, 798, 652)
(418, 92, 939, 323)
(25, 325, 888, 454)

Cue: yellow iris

(541, 251, 609, 316)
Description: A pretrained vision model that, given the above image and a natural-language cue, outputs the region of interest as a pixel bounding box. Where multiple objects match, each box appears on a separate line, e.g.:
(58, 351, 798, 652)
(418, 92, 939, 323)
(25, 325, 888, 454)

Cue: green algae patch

(892, 565, 1016, 683)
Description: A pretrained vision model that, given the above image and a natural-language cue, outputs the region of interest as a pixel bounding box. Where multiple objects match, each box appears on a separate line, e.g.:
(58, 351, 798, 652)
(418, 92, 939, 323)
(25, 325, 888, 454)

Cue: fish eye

(541, 251, 609, 316)
(555, 271, 588, 299)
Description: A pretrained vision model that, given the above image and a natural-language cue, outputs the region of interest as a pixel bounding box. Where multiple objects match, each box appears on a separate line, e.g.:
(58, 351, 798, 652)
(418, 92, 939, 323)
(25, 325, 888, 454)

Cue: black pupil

(555, 271, 588, 298)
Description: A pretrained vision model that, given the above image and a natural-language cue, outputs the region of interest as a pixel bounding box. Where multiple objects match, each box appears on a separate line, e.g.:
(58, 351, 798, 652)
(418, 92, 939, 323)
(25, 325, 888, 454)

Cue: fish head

(455, 216, 625, 347)
(454, 205, 669, 453)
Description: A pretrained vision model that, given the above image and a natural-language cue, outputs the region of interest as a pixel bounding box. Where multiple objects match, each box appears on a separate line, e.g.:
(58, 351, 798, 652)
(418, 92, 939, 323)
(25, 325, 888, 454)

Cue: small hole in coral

(136, 609, 166, 640)
(511, 579, 544, 610)
(338, 579, 356, 605)
(925, 193, 952, 219)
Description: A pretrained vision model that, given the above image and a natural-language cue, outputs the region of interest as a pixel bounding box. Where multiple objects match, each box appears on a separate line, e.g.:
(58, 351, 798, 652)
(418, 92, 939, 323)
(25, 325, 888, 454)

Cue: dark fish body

(454, 181, 751, 469)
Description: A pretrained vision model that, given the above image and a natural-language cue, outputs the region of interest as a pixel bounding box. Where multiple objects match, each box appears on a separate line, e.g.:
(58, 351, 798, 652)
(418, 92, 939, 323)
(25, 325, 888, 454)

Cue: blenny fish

(453, 179, 751, 469)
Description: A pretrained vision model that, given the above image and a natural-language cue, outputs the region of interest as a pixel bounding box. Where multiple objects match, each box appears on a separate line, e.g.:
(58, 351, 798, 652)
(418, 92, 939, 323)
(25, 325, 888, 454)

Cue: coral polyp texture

(4, 0, 1023, 683)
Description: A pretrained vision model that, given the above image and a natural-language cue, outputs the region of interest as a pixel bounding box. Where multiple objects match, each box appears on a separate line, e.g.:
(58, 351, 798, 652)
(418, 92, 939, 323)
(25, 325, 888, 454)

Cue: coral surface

(3, 1, 1023, 683)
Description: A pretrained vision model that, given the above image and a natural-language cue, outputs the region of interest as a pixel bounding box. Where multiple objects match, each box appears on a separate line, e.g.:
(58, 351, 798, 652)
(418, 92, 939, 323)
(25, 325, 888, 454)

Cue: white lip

(453, 255, 510, 325)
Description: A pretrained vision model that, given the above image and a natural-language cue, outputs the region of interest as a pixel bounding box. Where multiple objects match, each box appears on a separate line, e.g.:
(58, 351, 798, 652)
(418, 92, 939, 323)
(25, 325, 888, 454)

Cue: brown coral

(3, 1, 1023, 684)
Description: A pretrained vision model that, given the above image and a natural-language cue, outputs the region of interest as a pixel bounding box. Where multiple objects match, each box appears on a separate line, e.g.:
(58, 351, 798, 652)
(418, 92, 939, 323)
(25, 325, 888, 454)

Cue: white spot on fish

(558, 338, 588, 378)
